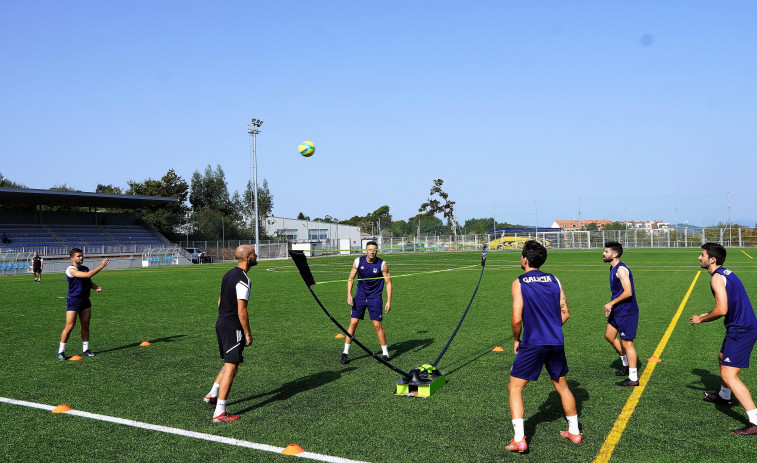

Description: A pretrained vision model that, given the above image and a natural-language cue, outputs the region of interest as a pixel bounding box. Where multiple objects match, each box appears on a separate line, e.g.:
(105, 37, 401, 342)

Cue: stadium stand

(0, 224, 166, 254)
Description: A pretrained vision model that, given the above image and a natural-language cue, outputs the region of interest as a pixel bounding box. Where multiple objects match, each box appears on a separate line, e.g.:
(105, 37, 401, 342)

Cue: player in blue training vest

(602, 241, 641, 386)
(506, 240, 582, 453)
(690, 242, 757, 435)
(340, 241, 393, 364)
(57, 248, 109, 360)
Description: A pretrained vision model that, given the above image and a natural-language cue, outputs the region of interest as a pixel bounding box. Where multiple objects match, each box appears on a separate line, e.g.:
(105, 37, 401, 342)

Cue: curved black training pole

(431, 245, 489, 368)
(288, 250, 412, 379)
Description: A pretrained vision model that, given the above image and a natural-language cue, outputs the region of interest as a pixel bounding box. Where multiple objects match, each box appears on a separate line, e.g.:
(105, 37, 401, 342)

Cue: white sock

(58, 342, 66, 354)
(207, 383, 220, 398)
(512, 418, 524, 441)
(213, 399, 226, 417)
(83, 341, 89, 352)
(566, 414, 580, 435)
(746, 408, 757, 425)
(720, 386, 732, 400)
(621, 355, 628, 367)
(381, 345, 389, 356)
(343, 343, 351, 355)
(629, 368, 638, 382)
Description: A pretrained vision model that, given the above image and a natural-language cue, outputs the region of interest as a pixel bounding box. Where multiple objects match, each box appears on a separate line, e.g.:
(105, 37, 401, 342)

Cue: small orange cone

(648, 355, 661, 363)
(335, 333, 345, 339)
(492, 346, 505, 352)
(282, 443, 304, 455)
(69, 355, 83, 361)
(52, 404, 71, 413)
(140, 341, 151, 346)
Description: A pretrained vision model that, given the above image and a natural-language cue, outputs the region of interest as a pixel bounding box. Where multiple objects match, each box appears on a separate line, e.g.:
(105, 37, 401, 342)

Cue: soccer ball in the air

(299, 141, 315, 157)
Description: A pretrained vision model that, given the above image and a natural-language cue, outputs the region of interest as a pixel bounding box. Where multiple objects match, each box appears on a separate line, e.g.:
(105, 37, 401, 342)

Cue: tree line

(11, 171, 733, 241)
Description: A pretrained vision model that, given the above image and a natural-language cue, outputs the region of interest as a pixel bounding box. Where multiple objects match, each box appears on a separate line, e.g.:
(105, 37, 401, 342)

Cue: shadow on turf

(443, 348, 494, 377)
(524, 380, 589, 439)
(231, 368, 358, 414)
(95, 335, 187, 354)
(347, 337, 435, 363)
(689, 368, 749, 423)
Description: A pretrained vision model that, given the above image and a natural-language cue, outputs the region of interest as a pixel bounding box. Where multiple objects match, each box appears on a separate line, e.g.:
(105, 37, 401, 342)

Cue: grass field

(2, 247, 757, 462)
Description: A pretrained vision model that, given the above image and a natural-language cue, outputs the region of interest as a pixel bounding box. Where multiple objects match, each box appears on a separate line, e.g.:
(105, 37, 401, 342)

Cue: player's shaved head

(235, 244, 255, 261)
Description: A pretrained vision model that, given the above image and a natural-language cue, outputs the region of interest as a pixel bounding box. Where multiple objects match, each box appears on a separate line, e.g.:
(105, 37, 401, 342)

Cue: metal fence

(185, 227, 757, 258)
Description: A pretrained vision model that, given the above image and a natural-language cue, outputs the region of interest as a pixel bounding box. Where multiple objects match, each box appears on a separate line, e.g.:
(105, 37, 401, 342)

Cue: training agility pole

(289, 246, 488, 383)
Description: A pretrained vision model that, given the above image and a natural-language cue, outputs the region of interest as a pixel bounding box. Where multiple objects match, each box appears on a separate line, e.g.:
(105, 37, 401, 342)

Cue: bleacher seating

(0, 224, 165, 254)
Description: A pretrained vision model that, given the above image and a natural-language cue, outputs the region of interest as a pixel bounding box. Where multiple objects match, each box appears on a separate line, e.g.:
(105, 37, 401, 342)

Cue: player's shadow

(96, 335, 187, 354)
(232, 368, 357, 414)
(349, 337, 435, 362)
(688, 368, 721, 392)
(689, 368, 747, 422)
(524, 380, 589, 439)
(390, 337, 434, 358)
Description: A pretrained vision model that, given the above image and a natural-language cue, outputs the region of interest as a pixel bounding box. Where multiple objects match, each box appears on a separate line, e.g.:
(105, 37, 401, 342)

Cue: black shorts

(216, 325, 245, 364)
(33, 266, 42, 273)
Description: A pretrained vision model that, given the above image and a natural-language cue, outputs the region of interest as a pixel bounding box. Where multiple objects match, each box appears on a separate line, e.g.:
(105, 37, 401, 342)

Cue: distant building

(551, 220, 612, 231)
(551, 219, 669, 231)
(263, 216, 361, 247)
(623, 220, 669, 230)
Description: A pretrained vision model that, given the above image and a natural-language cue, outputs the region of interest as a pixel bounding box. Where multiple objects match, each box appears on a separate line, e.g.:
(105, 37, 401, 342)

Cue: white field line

(0, 396, 369, 463)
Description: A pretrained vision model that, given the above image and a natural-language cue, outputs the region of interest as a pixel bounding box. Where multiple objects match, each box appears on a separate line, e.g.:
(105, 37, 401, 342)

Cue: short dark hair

(522, 240, 547, 268)
(702, 242, 726, 265)
(69, 247, 83, 257)
(604, 241, 623, 258)
(366, 241, 378, 248)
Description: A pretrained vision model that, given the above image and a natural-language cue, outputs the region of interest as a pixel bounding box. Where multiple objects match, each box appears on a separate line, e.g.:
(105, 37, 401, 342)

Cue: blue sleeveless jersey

(66, 265, 91, 308)
(609, 262, 639, 316)
(355, 256, 385, 300)
(519, 270, 564, 346)
(712, 267, 757, 331)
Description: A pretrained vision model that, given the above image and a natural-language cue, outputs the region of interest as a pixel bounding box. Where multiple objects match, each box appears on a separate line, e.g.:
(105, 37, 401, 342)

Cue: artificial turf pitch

(1, 248, 757, 462)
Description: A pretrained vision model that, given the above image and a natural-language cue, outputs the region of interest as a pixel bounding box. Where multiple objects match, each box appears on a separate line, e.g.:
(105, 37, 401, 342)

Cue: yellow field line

(593, 271, 702, 463)
(741, 249, 753, 259)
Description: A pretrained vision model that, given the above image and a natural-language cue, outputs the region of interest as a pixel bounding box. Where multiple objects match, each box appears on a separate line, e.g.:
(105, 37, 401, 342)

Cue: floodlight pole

(248, 118, 263, 252)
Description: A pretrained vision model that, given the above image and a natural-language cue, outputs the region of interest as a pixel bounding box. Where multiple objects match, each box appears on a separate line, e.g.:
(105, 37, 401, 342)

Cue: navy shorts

(351, 297, 383, 322)
(510, 344, 569, 381)
(720, 328, 757, 369)
(66, 303, 91, 312)
(216, 325, 245, 364)
(608, 312, 638, 340)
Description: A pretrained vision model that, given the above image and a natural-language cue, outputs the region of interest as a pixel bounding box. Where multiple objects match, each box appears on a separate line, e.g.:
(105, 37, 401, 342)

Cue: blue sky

(2, 1, 755, 227)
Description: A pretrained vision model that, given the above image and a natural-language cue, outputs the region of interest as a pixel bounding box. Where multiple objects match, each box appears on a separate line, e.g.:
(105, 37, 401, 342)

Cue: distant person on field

(1, 232, 11, 244)
(602, 241, 641, 386)
(204, 245, 257, 422)
(690, 242, 757, 435)
(341, 240, 392, 364)
(32, 251, 44, 282)
(506, 240, 581, 453)
(57, 248, 109, 360)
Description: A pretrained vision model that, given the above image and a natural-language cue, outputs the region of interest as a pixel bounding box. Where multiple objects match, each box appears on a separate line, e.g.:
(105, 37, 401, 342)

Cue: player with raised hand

(57, 248, 109, 360)
(690, 242, 757, 435)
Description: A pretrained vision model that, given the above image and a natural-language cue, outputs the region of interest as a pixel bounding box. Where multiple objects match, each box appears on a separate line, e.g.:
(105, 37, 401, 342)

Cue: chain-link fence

(181, 227, 757, 261)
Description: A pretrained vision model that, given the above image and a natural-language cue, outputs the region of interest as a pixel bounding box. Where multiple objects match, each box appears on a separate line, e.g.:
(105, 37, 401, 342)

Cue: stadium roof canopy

(0, 187, 179, 209)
